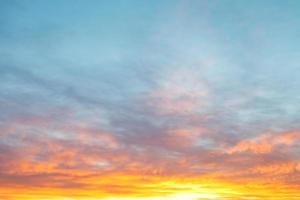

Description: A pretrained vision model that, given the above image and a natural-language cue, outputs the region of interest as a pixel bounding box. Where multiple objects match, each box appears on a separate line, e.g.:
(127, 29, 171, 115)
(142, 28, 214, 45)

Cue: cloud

(147, 67, 210, 116)
(1, 0, 300, 199)
(227, 131, 300, 154)
(251, 162, 300, 175)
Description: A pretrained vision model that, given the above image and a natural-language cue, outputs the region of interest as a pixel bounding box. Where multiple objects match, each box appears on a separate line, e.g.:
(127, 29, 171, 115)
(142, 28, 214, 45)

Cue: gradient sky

(1, 0, 300, 199)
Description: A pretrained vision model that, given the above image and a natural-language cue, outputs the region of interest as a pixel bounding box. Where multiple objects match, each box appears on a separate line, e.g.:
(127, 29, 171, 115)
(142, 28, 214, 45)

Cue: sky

(1, 0, 300, 199)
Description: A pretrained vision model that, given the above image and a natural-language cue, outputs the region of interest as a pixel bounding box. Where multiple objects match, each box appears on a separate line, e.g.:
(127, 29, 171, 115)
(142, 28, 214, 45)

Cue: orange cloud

(227, 131, 300, 154)
(252, 162, 300, 175)
(1, 111, 300, 199)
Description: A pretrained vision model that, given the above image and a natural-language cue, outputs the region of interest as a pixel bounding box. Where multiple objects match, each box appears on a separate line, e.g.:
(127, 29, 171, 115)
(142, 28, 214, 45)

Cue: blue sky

(2, 0, 300, 133)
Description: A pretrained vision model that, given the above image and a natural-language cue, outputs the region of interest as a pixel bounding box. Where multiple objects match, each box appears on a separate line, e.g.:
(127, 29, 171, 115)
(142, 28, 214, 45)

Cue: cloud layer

(1, 0, 300, 199)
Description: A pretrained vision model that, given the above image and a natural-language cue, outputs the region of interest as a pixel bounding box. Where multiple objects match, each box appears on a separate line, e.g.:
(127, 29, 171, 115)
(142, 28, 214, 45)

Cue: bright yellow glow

(1, 174, 300, 200)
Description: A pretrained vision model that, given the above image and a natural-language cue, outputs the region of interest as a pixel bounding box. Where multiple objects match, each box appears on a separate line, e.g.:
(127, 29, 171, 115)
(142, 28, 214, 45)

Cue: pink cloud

(227, 131, 300, 154)
(147, 68, 210, 115)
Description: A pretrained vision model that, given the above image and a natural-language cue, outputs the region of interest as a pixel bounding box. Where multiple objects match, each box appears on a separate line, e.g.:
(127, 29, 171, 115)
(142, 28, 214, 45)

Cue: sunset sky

(1, 0, 300, 199)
